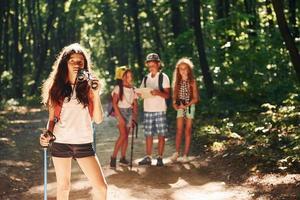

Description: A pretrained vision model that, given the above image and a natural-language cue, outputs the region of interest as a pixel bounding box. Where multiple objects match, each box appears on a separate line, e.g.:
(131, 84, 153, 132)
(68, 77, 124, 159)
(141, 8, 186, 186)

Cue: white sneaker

(181, 155, 189, 163)
(170, 152, 179, 162)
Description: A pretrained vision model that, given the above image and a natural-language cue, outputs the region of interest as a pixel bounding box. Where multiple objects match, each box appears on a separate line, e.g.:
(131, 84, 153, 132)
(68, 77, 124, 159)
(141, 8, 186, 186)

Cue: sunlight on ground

(246, 174, 300, 185)
(10, 119, 42, 124)
(0, 160, 32, 167)
(171, 182, 253, 200)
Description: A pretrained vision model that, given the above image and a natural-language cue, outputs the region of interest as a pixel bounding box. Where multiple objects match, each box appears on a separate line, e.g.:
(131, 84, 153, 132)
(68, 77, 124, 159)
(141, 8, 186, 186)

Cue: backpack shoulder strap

(158, 72, 164, 92)
(143, 76, 148, 87)
(54, 103, 63, 122)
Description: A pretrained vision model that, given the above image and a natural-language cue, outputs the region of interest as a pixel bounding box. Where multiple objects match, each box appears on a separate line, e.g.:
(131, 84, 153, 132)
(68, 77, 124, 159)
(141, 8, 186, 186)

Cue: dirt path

(0, 107, 299, 200)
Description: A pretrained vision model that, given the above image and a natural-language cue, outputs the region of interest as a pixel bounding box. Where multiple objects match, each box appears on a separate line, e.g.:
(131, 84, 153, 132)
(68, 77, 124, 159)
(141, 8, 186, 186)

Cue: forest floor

(0, 106, 300, 200)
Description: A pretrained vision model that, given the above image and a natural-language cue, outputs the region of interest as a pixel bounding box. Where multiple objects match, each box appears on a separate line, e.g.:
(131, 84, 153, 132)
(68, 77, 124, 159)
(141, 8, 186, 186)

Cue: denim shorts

(117, 107, 132, 127)
(177, 104, 196, 119)
(143, 112, 168, 137)
(51, 142, 95, 159)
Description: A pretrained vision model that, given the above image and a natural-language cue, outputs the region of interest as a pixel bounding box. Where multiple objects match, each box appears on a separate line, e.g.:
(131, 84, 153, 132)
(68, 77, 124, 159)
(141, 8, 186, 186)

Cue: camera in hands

(77, 69, 99, 90)
(175, 99, 188, 106)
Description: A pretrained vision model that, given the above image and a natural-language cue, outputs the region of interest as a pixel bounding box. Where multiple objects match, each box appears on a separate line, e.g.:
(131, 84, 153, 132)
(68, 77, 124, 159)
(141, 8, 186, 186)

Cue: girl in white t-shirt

(110, 69, 138, 168)
(39, 43, 107, 199)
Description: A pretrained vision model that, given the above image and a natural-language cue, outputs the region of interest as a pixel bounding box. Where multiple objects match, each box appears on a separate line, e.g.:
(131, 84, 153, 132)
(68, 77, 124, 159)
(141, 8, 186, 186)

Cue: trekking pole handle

(41, 130, 56, 148)
(132, 120, 138, 138)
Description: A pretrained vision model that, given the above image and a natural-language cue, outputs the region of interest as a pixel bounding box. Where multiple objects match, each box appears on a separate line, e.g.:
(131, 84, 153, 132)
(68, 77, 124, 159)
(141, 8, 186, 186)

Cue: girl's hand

(150, 89, 160, 96)
(40, 133, 51, 147)
(173, 103, 179, 110)
(91, 79, 101, 92)
(178, 104, 186, 109)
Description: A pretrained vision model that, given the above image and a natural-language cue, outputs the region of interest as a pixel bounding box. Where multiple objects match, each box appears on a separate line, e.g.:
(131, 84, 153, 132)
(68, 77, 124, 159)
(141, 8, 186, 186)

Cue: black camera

(77, 69, 98, 89)
(175, 99, 187, 106)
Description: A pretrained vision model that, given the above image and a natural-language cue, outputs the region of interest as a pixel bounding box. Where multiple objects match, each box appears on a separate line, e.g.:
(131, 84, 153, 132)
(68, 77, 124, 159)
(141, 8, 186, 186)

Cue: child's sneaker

(181, 155, 189, 163)
(170, 152, 179, 162)
(119, 157, 129, 166)
(110, 157, 117, 168)
(138, 156, 152, 166)
(156, 157, 164, 167)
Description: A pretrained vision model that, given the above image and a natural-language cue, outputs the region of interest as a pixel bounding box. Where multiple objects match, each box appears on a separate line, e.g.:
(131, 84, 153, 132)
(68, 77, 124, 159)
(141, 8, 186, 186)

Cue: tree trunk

(128, 0, 143, 79)
(288, 0, 299, 38)
(244, 0, 258, 37)
(145, 0, 164, 56)
(12, 0, 24, 98)
(116, 0, 129, 66)
(265, 0, 274, 28)
(192, 0, 214, 98)
(170, 0, 185, 38)
(272, 0, 300, 80)
(30, 0, 56, 95)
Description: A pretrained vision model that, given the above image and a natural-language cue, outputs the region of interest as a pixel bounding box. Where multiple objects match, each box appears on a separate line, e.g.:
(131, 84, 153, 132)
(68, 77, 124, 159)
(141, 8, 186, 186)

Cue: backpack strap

(143, 76, 148, 88)
(158, 72, 164, 92)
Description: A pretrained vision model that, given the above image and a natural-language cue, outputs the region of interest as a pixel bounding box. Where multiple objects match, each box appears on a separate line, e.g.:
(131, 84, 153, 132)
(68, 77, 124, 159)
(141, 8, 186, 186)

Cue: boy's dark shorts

(51, 142, 95, 159)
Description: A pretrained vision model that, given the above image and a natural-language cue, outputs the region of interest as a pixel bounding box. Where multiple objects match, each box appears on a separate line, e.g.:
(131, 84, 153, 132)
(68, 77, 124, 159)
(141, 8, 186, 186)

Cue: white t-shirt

(111, 85, 137, 108)
(53, 91, 93, 144)
(140, 72, 170, 112)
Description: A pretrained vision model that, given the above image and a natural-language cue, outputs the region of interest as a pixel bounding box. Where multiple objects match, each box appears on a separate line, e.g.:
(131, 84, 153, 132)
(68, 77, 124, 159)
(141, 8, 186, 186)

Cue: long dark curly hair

(41, 43, 93, 107)
(172, 58, 195, 101)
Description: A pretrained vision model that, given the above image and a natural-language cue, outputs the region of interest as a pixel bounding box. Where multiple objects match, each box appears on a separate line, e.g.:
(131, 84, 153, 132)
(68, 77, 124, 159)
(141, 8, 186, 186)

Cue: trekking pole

(42, 130, 56, 200)
(43, 147, 48, 200)
(92, 123, 96, 152)
(130, 121, 138, 170)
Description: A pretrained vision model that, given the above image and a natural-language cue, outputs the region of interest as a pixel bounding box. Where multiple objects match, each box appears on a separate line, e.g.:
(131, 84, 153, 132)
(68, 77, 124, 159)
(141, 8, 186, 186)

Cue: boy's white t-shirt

(112, 85, 137, 108)
(53, 91, 93, 144)
(140, 72, 170, 112)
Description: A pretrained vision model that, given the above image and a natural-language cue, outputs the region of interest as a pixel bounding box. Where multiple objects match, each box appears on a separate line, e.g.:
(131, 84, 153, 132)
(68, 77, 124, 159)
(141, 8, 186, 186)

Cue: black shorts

(51, 142, 95, 159)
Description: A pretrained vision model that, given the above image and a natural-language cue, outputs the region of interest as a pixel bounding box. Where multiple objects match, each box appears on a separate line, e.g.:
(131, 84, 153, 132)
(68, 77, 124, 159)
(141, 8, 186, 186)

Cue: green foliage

(193, 91, 300, 172)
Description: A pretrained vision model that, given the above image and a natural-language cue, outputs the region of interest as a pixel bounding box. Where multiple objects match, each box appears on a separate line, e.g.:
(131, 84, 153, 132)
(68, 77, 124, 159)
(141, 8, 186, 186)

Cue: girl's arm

(187, 80, 199, 106)
(47, 104, 56, 132)
(92, 92, 104, 124)
(112, 93, 126, 125)
(172, 89, 180, 110)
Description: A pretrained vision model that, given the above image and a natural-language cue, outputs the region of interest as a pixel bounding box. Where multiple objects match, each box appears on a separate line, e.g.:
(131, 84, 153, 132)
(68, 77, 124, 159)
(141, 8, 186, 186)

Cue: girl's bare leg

(175, 117, 184, 153)
(77, 156, 107, 200)
(184, 118, 193, 156)
(112, 124, 128, 158)
(52, 157, 72, 200)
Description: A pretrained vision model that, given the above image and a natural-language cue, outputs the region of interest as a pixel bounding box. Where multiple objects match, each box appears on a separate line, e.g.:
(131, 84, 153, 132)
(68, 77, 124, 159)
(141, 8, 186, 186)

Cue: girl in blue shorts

(110, 68, 138, 168)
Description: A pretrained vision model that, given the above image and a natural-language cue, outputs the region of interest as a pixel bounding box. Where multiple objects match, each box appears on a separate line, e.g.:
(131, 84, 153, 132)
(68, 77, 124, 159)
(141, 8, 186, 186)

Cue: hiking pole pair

(130, 120, 138, 170)
(42, 130, 56, 200)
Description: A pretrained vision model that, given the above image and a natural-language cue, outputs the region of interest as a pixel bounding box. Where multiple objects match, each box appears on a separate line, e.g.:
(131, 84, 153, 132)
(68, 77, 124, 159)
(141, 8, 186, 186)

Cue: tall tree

(169, 0, 184, 38)
(192, 0, 214, 98)
(116, 0, 129, 66)
(288, 0, 299, 38)
(28, 0, 57, 95)
(145, 0, 164, 56)
(12, 0, 24, 98)
(128, 0, 143, 79)
(265, 0, 274, 28)
(244, 0, 259, 38)
(272, 0, 300, 80)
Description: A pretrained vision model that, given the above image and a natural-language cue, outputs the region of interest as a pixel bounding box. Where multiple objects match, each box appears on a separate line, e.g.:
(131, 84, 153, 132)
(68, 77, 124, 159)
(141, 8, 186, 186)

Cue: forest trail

(0, 107, 299, 200)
